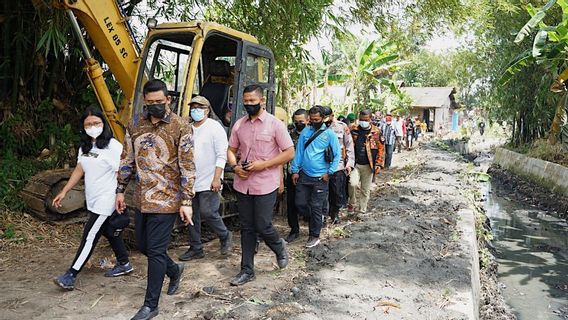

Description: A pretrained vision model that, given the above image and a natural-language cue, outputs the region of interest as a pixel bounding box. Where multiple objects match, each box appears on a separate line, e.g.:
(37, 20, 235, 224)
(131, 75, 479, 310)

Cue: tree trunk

(547, 92, 567, 145)
(281, 70, 290, 115)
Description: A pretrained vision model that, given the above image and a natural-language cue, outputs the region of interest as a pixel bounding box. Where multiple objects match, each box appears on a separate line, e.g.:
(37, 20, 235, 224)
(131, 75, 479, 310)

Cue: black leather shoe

(285, 232, 299, 243)
(179, 248, 204, 261)
(229, 271, 255, 286)
(277, 239, 289, 269)
(131, 306, 158, 320)
(167, 263, 184, 295)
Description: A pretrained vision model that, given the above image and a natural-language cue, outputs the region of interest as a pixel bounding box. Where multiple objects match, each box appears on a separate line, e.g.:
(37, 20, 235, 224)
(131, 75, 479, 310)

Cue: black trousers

(237, 190, 284, 274)
(328, 170, 347, 219)
(295, 172, 329, 238)
(70, 211, 129, 275)
(135, 210, 178, 309)
(188, 191, 229, 250)
(286, 173, 300, 234)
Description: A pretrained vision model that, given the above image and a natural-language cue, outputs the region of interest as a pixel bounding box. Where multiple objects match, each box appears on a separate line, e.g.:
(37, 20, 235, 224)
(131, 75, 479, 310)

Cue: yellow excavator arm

(55, 0, 141, 141)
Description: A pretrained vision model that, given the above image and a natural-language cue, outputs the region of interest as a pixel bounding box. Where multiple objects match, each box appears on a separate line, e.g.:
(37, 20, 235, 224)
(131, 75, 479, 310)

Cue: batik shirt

(118, 108, 195, 214)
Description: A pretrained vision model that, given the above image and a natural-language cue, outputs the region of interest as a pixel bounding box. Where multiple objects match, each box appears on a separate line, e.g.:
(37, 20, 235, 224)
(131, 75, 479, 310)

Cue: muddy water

(484, 183, 568, 319)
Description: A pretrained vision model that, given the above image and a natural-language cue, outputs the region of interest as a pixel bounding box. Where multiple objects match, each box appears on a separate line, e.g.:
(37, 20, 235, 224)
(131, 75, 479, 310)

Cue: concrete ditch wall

(494, 148, 568, 196)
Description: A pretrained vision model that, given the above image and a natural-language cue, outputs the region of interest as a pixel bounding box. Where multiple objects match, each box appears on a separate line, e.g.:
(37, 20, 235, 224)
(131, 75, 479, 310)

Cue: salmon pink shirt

(229, 110, 293, 195)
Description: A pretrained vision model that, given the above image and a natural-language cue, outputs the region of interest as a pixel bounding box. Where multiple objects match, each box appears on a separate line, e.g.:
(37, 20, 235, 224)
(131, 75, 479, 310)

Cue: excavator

(21, 0, 285, 227)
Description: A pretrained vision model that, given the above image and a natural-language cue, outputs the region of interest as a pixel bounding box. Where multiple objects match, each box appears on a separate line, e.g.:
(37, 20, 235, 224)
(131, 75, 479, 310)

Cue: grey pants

(188, 191, 229, 251)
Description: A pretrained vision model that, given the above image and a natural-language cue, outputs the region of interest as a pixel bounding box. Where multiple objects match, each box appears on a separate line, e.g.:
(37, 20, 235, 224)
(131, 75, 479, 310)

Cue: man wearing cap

(179, 96, 233, 261)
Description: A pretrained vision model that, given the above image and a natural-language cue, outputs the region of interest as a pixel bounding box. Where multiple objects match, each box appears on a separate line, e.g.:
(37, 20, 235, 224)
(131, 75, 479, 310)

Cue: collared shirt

(328, 120, 355, 171)
(118, 109, 195, 214)
(351, 125, 385, 176)
(291, 125, 341, 177)
(228, 110, 294, 195)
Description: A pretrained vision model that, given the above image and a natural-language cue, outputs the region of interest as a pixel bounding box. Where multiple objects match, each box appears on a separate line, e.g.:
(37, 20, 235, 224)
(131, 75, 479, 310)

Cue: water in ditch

(484, 183, 568, 319)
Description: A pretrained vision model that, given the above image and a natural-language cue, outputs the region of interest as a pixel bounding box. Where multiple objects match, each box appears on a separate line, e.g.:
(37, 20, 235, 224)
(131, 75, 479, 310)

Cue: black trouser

(385, 144, 394, 168)
(295, 172, 329, 238)
(286, 173, 300, 234)
(328, 170, 347, 219)
(135, 210, 178, 309)
(188, 191, 229, 251)
(70, 211, 129, 275)
(237, 190, 284, 274)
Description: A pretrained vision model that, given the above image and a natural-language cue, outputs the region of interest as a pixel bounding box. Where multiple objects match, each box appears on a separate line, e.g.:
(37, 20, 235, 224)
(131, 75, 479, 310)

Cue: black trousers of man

(135, 210, 179, 310)
(328, 170, 347, 220)
(295, 172, 329, 238)
(237, 190, 285, 275)
(286, 173, 300, 235)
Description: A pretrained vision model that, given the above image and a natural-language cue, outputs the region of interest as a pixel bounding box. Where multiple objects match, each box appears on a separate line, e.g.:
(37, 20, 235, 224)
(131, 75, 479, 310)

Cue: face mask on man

(312, 121, 323, 130)
(244, 103, 261, 116)
(294, 122, 306, 132)
(191, 108, 206, 122)
(146, 103, 167, 119)
(359, 121, 370, 129)
(86, 126, 103, 139)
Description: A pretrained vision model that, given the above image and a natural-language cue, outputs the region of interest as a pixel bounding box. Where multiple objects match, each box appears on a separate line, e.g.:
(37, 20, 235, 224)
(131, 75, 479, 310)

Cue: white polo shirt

(77, 138, 122, 216)
(192, 118, 228, 192)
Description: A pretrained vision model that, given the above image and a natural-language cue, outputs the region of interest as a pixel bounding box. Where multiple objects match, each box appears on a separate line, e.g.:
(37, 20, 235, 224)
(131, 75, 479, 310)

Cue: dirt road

(0, 144, 480, 320)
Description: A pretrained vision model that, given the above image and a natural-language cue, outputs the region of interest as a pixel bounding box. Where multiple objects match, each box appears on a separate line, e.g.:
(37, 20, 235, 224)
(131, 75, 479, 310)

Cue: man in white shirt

(179, 96, 233, 261)
(393, 114, 404, 153)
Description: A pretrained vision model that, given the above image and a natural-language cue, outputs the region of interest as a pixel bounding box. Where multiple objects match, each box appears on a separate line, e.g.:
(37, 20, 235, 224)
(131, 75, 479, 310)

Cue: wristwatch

(115, 185, 126, 194)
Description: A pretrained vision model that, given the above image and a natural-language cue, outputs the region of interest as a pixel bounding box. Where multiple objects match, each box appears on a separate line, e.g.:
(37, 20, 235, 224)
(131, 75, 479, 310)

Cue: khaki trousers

(348, 164, 373, 212)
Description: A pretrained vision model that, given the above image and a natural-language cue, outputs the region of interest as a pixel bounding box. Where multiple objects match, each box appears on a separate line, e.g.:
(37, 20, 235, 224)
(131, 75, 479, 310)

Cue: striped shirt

(381, 123, 397, 145)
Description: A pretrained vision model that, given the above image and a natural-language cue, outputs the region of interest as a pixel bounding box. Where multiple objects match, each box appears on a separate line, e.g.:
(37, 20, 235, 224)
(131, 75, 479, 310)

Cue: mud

(488, 165, 568, 218)
(0, 144, 488, 320)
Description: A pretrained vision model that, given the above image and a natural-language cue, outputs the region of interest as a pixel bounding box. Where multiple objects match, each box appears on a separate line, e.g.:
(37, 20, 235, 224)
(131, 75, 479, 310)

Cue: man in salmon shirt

(227, 84, 295, 286)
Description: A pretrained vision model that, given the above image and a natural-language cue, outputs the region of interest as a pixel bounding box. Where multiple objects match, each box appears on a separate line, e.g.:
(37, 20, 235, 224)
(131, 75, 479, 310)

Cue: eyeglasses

(84, 122, 103, 129)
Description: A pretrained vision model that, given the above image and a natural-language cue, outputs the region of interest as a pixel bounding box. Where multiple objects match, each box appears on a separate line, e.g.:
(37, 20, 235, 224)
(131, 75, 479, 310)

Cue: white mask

(86, 126, 103, 138)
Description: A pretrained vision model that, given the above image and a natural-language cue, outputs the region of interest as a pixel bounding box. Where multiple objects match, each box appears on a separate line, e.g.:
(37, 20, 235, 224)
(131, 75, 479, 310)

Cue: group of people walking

(50, 79, 422, 320)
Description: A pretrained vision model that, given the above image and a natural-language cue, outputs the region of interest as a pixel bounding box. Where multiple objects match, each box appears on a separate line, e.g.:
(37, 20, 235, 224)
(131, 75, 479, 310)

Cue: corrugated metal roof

(401, 87, 455, 108)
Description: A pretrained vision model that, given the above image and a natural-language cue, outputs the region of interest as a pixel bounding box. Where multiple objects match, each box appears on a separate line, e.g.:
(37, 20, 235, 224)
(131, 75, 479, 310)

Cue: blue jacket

(291, 125, 341, 177)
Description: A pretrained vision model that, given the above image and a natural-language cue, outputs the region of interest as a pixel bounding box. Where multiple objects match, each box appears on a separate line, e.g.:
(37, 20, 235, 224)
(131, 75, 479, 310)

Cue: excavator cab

(132, 22, 276, 132)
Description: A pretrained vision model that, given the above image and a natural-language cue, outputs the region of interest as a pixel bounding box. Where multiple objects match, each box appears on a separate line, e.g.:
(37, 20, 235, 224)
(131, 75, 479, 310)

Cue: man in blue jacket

(291, 106, 341, 248)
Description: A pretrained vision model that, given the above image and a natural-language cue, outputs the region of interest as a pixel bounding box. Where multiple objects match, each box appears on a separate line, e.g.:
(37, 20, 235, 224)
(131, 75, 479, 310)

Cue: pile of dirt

(488, 165, 568, 218)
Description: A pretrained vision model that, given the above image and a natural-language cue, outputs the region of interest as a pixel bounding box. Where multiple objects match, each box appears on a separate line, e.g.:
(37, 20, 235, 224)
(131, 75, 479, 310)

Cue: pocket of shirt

(256, 134, 273, 156)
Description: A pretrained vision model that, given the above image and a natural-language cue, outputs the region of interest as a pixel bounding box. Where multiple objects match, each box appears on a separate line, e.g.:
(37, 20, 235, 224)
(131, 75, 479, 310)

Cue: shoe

(255, 239, 260, 254)
(220, 231, 233, 256)
(305, 237, 320, 248)
(277, 239, 289, 269)
(104, 262, 134, 277)
(131, 306, 159, 320)
(54, 270, 75, 290)
(285, 232, 299, 243)
(179, 248, 204, 261)
(229, 271, 255, 286)
(167, 263, 184, 295)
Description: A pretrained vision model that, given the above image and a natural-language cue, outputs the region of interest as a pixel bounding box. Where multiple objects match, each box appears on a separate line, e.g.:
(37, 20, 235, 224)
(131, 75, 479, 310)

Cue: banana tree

(500, 0, 568, 146)
(324, 34, 405, 113)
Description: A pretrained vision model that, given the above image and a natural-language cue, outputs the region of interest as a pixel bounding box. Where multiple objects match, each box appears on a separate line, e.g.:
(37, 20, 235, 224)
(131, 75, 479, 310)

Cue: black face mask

(146, 103, 166, 119)
(244, 103, 261, 116)
(312, 121, 323, 130)
(294, 122, 306, 132)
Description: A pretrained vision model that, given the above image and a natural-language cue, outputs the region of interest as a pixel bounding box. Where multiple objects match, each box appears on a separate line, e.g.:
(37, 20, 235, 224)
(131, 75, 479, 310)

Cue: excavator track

(20, 168, 86, 222)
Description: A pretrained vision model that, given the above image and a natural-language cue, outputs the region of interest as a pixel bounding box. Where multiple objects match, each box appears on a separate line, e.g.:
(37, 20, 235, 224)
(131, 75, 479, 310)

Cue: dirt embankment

(0, 144, 501, 320)
(488, 165, 568, 218)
